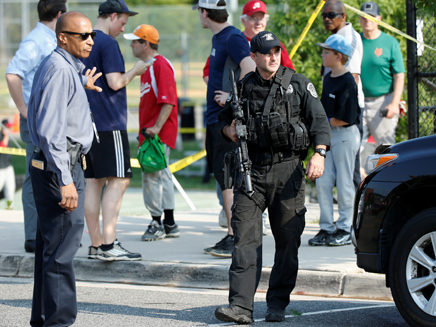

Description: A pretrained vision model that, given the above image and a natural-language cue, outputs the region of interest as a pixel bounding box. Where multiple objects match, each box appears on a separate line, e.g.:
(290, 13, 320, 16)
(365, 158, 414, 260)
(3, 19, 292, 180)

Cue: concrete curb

(0, 254, 392, 300)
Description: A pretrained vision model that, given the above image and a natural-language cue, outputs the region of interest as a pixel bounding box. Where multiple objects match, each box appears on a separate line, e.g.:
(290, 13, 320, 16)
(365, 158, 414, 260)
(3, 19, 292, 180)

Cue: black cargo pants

(229, 157, 306, 311)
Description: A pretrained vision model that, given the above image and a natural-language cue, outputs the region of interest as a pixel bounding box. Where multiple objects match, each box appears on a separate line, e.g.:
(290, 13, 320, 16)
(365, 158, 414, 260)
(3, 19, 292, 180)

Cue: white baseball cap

(192, 0, 227, 10)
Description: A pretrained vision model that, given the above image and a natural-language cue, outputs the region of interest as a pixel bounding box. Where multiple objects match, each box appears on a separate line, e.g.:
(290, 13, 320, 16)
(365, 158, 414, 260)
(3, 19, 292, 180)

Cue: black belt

(249, 151, 298, 166)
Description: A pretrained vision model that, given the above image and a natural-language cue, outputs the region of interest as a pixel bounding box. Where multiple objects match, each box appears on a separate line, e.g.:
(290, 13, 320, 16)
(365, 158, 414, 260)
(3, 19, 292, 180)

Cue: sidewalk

(0, 188, 393, 301)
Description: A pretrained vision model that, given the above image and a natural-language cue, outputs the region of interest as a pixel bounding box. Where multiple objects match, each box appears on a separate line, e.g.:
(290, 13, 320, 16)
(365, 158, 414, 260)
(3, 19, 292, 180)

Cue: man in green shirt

(359, 1, 405, 176)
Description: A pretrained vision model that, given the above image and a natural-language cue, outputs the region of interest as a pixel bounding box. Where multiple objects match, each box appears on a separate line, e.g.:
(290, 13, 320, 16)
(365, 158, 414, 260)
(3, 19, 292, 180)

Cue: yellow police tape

(1, 146, 206, 174)
(344, 4, 436, 53)
(0, 147, 26, 156)
(289, 0, 326, 60)
(178, 127, 205, 134)
(130, 149, 206, 174)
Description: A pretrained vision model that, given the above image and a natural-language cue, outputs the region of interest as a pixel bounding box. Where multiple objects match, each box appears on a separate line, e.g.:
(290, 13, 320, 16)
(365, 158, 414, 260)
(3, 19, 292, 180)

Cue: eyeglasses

(244, 14, 269, 23)
(61, 31, 97, 40)
(321, 12, 344, 19)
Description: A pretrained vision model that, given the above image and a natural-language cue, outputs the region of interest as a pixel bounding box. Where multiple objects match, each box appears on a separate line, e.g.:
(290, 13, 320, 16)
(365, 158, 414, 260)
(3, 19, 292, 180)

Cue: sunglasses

(61, 31, 97, 40)
(245, 14, 270, 23)
(321, 12, 344, 19)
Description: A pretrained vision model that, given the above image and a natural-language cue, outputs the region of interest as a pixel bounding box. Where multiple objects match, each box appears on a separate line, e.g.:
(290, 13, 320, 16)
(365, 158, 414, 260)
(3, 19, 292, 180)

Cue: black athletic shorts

(84, 130, 132, 179)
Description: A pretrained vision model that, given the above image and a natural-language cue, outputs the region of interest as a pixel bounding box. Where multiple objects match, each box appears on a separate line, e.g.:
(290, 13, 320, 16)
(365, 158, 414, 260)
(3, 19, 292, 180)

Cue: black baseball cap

(361, 1, 380, 17)
(250, 31, 284, 55)
(99, 0, 138, 16)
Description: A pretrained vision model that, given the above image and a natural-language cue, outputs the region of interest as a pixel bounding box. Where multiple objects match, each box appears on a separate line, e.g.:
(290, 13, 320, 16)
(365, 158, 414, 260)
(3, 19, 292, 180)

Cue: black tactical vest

(239, 67, 310, 152)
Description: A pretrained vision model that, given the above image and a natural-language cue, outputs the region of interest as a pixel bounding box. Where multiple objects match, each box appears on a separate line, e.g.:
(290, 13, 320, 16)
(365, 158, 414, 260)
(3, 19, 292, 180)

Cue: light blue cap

(316, 34, 352, 57)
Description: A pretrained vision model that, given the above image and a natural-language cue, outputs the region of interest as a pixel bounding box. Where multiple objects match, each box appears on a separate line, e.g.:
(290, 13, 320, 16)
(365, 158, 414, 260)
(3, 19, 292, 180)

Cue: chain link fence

(414, 7, 436, 137)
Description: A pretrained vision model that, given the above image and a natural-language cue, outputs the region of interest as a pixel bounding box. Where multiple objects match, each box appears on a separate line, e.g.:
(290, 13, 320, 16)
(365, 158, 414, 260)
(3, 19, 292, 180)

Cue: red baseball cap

(242, 0, 267, 16)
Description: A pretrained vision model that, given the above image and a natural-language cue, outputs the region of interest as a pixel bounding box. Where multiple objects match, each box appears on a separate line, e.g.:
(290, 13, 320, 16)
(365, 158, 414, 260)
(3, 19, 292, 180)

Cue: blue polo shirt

(206, 26, 250, 125)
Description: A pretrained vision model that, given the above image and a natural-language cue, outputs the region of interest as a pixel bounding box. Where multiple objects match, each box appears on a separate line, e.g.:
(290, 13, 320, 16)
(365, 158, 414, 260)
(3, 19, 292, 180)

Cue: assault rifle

(229, 69, 254, 197)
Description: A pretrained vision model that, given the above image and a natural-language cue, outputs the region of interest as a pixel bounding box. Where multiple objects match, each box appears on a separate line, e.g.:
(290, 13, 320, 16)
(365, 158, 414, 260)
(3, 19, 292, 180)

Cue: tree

(413, 0, 436, 14)
(271, 0, 406, 89)
(270, 0, 408, 142)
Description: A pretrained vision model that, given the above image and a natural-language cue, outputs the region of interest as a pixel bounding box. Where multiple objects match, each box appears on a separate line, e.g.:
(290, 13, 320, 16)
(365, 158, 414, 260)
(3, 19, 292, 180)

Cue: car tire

(389, 208, 436, 327)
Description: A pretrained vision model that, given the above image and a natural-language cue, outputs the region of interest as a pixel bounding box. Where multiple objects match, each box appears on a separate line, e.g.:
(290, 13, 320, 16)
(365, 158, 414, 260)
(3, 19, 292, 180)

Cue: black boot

(215, 305, 253, 324)
(265, 306, 285, 322)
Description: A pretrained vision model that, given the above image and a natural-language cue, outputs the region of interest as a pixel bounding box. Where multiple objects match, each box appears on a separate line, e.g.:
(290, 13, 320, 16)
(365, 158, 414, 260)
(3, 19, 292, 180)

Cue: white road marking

(208, 304, 396, 326)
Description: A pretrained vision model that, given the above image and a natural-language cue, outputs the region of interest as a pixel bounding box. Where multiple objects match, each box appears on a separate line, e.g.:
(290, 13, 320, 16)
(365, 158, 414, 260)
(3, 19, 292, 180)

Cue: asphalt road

(0, 277, 407, 327)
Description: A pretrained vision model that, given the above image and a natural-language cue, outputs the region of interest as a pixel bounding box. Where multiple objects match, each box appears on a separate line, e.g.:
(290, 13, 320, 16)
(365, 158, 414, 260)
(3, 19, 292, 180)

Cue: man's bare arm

(105, 60, 150, 91)
(213, 56, 256, 107)
(351, 73, 359, 88)
(5, 74, 27, 118)
(238, 56, 256, 80)
(385, 72, 405, 119)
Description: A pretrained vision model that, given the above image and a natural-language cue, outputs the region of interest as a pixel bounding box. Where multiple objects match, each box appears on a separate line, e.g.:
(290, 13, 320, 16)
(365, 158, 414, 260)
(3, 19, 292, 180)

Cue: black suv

(352, 134, 436, 327)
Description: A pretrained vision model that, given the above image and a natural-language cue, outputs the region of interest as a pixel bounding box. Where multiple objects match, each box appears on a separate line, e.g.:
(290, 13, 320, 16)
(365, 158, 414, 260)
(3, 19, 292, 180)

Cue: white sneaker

(141, 220, 166, 241)
(97, 240, 142, 261)
(87, 245, 102, 259)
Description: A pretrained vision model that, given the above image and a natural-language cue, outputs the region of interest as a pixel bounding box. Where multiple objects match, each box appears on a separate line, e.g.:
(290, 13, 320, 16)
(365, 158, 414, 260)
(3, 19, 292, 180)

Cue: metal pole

(406, 0, 418, 139)
(22, 0, 30, 41)
(181, 32, 188, 99)
(0, 2, 5, 65)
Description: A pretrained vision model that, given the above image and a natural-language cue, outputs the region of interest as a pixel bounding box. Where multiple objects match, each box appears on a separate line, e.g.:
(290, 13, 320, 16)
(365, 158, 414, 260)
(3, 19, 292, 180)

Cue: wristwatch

(315, 148, 326, 158)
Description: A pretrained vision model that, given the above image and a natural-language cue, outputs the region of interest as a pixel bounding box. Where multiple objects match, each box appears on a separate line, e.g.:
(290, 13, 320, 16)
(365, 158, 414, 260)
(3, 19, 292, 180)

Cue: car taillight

(366, 153, 399, 173)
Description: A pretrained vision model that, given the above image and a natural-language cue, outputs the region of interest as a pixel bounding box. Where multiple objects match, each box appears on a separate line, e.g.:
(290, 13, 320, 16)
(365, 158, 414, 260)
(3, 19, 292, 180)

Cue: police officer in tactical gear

(215, 31, 331, 324)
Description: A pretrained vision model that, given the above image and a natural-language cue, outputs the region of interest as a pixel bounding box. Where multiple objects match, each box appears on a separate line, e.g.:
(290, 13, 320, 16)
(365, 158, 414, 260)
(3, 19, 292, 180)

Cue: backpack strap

(222, 56, 241, 93)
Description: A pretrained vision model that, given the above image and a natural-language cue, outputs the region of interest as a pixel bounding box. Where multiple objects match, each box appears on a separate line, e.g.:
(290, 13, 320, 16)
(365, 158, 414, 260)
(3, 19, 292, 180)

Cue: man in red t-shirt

(124, 24, 179, 241)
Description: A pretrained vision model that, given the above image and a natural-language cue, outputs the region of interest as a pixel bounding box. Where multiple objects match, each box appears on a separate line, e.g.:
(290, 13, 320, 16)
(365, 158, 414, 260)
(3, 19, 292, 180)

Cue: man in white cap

(202, 0, 294, 237)
(194, 0, 255, 258)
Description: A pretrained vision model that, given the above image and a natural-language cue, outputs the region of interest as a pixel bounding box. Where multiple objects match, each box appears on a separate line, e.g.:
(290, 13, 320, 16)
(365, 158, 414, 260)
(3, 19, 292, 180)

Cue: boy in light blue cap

(309, 34, 361, 246)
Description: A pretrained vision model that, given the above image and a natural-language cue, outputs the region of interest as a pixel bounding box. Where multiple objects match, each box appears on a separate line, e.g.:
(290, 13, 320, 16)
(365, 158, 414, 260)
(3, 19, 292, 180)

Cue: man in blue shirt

(5, 0, 67, 253)
(194, 0, 255, 258)
(27, 11, 101, 326)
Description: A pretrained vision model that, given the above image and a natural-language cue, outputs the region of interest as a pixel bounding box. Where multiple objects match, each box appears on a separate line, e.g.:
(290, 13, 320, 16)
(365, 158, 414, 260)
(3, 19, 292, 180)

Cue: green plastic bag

(137, 135, 167, 173)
